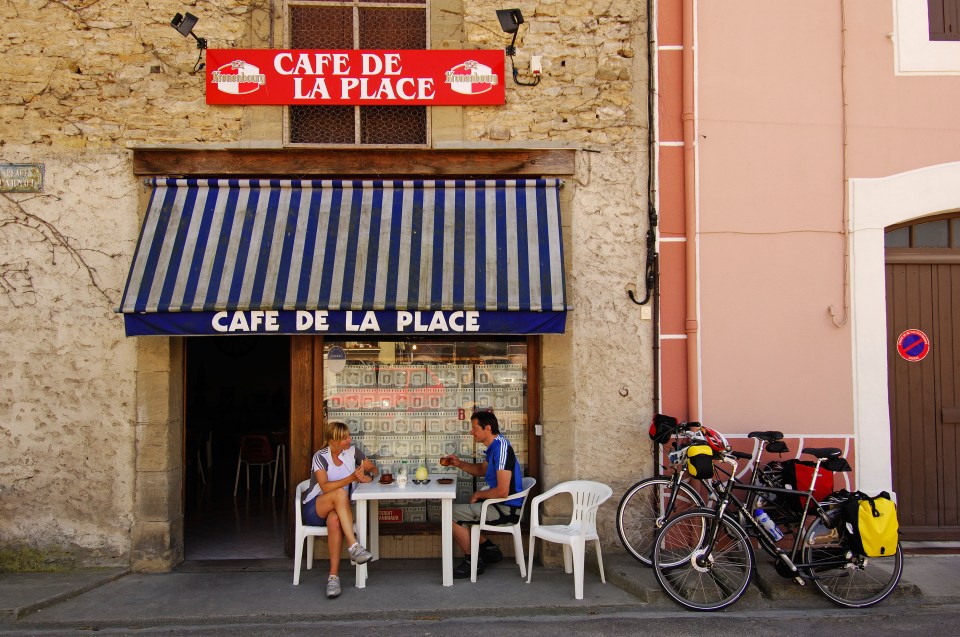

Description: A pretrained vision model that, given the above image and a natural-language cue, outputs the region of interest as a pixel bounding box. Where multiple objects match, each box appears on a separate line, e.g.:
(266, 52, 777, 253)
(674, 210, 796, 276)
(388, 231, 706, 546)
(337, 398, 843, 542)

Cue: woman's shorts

(302, 495, 327, 527)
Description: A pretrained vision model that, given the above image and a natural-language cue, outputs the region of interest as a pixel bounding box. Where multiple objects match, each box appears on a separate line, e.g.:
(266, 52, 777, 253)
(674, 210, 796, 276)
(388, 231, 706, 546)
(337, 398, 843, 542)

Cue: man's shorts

(302, 495, 327, 527)
(452, 502, 483, 524)
(453, 501, 520, 525)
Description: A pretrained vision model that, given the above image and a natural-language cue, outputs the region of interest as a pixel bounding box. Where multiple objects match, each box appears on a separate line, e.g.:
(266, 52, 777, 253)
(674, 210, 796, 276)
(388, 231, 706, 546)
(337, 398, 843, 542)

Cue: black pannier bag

(649, 413, 679, 445)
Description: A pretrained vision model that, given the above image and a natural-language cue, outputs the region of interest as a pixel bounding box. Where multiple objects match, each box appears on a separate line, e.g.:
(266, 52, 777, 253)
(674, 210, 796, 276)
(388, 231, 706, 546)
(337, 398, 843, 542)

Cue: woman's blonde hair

(323, 421, 350, 448)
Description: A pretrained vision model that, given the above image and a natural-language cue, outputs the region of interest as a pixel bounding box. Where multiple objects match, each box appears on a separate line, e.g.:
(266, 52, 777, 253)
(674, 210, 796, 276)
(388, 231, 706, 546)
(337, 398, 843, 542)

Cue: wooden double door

(886, 258, 960, 540)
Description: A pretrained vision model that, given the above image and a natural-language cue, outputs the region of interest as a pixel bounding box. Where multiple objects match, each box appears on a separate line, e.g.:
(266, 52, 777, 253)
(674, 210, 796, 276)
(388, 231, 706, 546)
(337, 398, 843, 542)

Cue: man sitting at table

(442, 410, 523, 579)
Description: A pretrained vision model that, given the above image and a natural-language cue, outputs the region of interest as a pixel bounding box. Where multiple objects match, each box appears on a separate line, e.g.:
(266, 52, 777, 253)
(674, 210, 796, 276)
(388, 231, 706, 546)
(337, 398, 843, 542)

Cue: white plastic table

(351, 475, 458, 587)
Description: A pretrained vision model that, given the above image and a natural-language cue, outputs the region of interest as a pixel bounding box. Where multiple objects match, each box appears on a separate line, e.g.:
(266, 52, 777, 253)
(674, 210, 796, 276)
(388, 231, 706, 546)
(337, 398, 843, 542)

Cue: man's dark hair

(471, 410, 500, 434)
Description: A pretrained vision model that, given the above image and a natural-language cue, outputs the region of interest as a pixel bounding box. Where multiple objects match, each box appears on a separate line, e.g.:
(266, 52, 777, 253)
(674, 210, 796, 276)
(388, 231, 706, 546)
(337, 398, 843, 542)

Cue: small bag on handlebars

(686, 445, 716, 480)
(840, 491, 899, 557)
(649, 413, 679, 444)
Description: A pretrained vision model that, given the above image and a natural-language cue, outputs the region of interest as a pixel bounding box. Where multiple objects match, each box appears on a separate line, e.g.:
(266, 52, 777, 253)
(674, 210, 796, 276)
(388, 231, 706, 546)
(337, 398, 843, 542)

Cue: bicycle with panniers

(616, 414, 791, 566)
(650, 444, 903, 611)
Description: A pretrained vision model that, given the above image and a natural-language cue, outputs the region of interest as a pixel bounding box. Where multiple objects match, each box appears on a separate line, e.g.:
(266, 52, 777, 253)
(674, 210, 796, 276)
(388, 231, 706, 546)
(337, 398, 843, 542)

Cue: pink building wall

(697, 4, 849, 435)
(657, 0, 960, 488)
(845, 5, 960, 177)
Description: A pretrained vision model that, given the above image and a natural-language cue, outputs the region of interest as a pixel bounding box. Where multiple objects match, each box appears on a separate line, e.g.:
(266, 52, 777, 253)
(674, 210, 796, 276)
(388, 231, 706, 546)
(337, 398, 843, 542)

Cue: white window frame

(894, 0, 960, 75)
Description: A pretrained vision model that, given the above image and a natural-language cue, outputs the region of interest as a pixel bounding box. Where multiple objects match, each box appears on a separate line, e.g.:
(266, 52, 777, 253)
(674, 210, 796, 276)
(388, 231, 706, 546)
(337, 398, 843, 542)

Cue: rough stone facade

(0, 0, 652, 569)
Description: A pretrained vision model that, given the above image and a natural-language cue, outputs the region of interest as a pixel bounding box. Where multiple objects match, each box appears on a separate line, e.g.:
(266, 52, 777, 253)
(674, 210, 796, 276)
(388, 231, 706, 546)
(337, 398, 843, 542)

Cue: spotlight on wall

(496, 9, 524, 55)
(170, 12, 207, 73)
(171, 13, 206, 48)
(495, 9, 540, 87)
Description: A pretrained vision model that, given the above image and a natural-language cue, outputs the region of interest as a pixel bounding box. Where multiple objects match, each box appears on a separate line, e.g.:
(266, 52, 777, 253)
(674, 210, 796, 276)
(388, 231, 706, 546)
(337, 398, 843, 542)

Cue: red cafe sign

(205, 49, 505, 106)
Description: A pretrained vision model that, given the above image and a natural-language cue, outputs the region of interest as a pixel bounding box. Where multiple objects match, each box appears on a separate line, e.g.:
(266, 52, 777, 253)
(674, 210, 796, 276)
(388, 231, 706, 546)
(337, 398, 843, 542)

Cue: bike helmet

(699, 425, 730, 453)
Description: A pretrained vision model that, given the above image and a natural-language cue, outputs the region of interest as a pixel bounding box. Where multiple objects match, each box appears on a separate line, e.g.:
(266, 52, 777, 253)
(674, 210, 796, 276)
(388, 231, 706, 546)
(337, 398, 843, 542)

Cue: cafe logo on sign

(211, 60, 267, 95)
(446, 60, 498, 95)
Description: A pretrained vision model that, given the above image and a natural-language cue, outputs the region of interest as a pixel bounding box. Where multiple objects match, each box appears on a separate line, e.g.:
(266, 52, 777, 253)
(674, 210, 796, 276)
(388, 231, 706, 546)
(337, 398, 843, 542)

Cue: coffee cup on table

(397, 474, 408, 487)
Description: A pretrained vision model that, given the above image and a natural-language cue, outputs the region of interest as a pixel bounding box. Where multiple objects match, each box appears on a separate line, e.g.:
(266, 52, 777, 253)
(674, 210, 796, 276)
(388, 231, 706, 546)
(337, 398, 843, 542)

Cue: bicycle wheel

(652, 508, 755, 611)
(616, 477, 705, 566)
(803, 518, 903, 608)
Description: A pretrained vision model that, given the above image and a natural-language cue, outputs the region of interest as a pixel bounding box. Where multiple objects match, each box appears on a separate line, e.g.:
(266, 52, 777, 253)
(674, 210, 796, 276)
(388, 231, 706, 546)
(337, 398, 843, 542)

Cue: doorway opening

(184, 336, 291, 560)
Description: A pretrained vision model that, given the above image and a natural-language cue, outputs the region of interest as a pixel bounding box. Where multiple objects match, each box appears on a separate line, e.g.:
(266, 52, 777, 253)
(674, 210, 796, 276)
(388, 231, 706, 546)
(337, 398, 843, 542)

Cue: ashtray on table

(437, 478, 454, 484)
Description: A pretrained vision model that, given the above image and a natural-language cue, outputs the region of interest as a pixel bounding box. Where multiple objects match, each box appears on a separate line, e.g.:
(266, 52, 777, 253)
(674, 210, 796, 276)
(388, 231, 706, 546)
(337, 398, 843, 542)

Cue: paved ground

(1, 550, 957, 633)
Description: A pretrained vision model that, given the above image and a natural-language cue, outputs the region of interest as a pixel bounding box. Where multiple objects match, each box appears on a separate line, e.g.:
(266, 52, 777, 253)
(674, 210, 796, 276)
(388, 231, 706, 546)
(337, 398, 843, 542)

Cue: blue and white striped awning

(119, 179, 567, 336)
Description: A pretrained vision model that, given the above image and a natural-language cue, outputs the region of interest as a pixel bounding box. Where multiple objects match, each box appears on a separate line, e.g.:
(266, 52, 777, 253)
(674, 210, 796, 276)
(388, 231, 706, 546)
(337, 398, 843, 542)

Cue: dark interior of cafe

(183, 335, 291, 561)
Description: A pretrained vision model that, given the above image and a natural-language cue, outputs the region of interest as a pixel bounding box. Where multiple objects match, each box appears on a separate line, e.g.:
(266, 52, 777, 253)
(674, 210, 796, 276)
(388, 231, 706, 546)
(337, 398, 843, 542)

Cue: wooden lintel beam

(132, 148, 577, 177)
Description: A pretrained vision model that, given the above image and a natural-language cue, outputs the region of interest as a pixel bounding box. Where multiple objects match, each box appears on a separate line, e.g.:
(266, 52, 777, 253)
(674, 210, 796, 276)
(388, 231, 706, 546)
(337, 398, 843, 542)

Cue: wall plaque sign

(0, 164, 44, 193)
(205, 49, 505, 106)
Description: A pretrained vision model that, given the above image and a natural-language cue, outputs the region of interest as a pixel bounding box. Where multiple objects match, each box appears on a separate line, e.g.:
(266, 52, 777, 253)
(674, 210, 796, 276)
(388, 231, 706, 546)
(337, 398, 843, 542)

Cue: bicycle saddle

(801, 446, 842, 460)
(747, 431, 783, 442)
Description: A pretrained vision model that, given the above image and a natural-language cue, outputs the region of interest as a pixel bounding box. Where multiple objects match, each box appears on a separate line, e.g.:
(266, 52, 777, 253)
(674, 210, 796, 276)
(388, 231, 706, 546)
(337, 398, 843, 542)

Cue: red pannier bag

(781, 460, 834, 511)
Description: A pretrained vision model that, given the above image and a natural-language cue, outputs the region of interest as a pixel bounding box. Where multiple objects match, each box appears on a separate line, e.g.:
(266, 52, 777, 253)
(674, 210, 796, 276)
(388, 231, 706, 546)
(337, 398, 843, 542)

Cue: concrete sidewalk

(0, 551, 956, 632)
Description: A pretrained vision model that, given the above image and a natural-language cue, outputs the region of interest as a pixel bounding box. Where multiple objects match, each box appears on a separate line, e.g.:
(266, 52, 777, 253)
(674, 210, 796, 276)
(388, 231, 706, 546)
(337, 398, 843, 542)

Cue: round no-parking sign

(897, 329, 930, 362)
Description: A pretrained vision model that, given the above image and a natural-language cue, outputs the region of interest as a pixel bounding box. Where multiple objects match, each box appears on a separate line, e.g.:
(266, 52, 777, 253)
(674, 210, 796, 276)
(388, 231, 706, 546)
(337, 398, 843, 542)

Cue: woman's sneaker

(348, 543, 373, 564)
(326, 575, 341, 598)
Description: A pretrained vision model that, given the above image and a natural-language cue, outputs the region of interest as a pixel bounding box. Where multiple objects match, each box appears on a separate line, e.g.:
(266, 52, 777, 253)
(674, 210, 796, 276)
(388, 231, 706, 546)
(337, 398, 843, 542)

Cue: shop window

(322, 339, 529, 524)
(287, 0, 428, 145)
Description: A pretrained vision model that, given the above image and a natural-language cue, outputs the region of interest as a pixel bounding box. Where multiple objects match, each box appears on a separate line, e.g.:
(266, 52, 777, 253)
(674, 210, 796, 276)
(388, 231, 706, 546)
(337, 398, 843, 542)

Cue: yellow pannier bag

(842, 491, 899, 557)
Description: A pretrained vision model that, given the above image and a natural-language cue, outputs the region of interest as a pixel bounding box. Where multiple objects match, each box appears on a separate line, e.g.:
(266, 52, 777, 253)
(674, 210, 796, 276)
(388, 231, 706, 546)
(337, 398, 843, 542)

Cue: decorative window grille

(287, 1, 429, 146)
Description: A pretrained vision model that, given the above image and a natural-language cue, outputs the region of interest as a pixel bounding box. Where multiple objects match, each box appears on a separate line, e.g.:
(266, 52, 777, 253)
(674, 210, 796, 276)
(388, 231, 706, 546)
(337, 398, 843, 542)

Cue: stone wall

(0, 147, 139, 568)
(0, 0, 653, 568)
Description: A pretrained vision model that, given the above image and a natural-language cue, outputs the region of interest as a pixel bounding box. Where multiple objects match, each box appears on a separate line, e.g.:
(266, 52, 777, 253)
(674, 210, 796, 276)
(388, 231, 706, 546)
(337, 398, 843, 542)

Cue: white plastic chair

(470, 476, 537, 582)
(293, 479, 359, 585)
(293, 479, 325, 585)
(526, 480, 613, 600)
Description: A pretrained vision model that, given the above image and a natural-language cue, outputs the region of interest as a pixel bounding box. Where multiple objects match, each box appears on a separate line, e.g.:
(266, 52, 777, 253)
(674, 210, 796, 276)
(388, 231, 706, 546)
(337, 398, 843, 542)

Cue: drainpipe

(682, 0, 700, 421)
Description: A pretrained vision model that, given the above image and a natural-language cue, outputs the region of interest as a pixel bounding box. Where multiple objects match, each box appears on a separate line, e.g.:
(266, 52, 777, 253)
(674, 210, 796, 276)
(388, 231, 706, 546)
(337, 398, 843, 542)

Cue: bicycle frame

(703, 455, 838, 580)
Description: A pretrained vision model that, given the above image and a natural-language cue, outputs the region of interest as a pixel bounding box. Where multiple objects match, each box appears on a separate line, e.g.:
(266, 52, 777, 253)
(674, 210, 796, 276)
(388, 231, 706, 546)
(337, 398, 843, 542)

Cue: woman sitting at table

(302, 421, 377, 599)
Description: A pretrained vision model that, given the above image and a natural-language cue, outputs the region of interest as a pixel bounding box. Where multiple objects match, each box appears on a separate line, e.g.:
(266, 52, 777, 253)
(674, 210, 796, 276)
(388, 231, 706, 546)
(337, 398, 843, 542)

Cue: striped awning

(119, 179, 567, 336)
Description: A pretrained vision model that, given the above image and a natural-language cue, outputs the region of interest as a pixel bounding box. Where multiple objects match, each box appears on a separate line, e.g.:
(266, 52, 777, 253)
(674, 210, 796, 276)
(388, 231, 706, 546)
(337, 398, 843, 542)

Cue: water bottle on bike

(754, 507, 784, 541)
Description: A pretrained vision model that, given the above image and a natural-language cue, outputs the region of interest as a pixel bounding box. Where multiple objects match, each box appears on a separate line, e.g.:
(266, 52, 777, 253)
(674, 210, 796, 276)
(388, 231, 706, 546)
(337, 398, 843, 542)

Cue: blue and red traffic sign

(897, 329, 930, 362)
